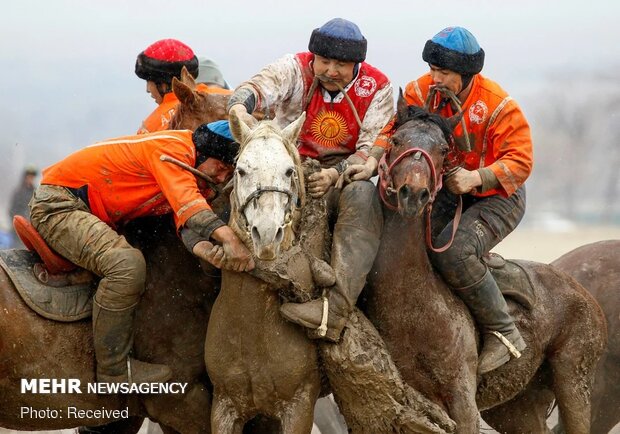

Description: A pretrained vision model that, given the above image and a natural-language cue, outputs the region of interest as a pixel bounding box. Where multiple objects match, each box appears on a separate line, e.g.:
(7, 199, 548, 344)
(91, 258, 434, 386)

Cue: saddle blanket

(0, 249, 95, 322)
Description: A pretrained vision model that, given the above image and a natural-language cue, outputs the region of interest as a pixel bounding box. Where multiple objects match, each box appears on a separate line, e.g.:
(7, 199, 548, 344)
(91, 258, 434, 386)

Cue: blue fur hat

(308, 18, 367, 63)
(422, 27, 485, 75)
(192, 120, 239, 166)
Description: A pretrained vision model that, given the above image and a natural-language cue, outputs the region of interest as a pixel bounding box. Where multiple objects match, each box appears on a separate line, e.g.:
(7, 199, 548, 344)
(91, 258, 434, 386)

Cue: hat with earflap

(192, 121, 240, 166)
(308, 18, 367, 63)
(422, 27, 485, 75)
(135, 39, 199, 84)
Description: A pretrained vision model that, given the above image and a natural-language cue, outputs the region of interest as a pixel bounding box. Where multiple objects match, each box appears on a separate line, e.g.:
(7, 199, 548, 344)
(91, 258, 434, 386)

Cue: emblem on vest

(469, 100, 488, 125)
(354, 75, 377, 97)
(310, 110, 349, 148)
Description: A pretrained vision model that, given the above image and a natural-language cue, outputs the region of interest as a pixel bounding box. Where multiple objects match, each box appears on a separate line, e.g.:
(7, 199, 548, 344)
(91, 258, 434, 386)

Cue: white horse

(204, 112, 324, 434)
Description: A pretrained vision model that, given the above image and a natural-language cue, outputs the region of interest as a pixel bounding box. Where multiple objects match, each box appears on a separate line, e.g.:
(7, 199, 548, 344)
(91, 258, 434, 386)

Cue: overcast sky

(1, 0, 619, 224)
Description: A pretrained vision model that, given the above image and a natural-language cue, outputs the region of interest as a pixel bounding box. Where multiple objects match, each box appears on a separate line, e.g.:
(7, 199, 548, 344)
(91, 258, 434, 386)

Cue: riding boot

(280, 182, 382, 343)
(92, 302, 172, 385)
(455, 270, 527, 375)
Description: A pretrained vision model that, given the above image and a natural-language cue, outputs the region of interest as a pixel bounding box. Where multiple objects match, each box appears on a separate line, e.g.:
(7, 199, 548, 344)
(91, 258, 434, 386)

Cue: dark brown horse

(366, 98, 607, 433)
(551, 240, 620, 434)
(0, 73, 230, 433)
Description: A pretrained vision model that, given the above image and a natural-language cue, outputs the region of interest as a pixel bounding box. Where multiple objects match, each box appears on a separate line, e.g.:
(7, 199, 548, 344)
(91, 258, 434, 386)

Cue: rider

(29, 122, 254, 386)
(135, 38, 231, 134)
(196, 56, 230, 89)
(228, 18, 394, 342)
(379, 26, 533, 374)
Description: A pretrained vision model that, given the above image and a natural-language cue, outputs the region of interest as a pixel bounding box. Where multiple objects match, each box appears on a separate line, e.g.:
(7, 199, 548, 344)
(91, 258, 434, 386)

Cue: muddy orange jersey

(41, 130, 210, 229)
(137, 84, 232, 134)
(404, 73, 533, 197)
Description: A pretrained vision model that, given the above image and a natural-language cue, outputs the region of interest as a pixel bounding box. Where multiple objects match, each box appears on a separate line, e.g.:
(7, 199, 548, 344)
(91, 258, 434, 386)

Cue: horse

(204, 111, 324, 433)
(0, 71, 230, 434)
(551, 240, 620, 434)
(364, 97, 607, 433)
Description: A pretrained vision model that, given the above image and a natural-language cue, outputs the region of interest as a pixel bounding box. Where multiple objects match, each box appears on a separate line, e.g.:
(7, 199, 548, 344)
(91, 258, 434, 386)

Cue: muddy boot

(456, 270, 527, 375)
(93, 302, 172, 385)
(280, 181, 382, 342)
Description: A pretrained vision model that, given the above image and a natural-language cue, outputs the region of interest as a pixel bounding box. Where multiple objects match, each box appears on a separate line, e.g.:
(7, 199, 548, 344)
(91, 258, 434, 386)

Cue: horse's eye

(285, 167, 294, 177)
(236, 168, 246, 177)
(440, 146, 449, 156)
(391, 137, 400, 147)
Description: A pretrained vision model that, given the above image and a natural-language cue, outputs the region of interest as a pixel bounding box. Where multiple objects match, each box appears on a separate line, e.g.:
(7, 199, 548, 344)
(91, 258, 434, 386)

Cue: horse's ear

(281, 112, 306, 144)
(396, 88, 409, 125)
(229, 110, 253, 145)
(180, 66, 197, 89)
(173, 77, 196, 106)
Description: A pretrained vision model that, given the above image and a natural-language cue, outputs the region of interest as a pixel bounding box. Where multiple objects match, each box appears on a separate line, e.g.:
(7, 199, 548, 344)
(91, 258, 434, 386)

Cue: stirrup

(316, 296, 329, 337)
(127, 358, 133, 384)
(489, 331, 522, 358)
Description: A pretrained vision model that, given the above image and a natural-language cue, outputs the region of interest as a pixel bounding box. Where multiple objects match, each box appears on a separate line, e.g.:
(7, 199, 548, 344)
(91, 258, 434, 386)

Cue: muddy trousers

(29, 185, 171, 383)
(429, 187, 527, 373)
(280, 181, 383, 341)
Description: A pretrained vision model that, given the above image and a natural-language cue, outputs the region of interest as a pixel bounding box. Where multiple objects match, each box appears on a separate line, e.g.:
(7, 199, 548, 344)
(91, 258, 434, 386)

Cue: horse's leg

(142, 383, 212, 434)
(211, 392, 245, 434)
(77, 417, 145, 434)
(548, 343, 598, 434)
(447, 388, 480, 434)
(589, 355, 620, 434)
(481, 381, 555, 434)
(280, 398, 315, 434)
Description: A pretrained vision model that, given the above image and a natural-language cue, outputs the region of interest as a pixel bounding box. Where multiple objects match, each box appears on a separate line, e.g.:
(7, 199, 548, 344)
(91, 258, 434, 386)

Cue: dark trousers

(429, 186, 526, 289)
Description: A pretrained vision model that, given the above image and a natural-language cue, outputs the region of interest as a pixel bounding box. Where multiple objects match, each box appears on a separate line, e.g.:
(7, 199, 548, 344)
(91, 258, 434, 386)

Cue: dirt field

(2, 225, 619, 434)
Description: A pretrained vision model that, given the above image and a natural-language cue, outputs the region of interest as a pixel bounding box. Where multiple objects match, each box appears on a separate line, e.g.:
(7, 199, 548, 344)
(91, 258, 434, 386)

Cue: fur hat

(135, 39, 199, 84)
(308, 18, 367, 63)
(192, 121, 239, 166)
(422, 27, 485, 75)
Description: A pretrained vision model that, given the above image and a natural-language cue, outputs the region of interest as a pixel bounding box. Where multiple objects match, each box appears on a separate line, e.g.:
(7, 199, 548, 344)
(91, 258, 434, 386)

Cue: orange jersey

(137, 83, 232, 134)
(41, 130, 211, 229)
(405, 74, 533, 197)
(377, 74, 533, 198)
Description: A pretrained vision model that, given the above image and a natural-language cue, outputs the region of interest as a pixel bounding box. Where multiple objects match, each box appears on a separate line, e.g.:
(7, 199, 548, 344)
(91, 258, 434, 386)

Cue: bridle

(236, 181, 300, 224)
(378, 143, 462, 253)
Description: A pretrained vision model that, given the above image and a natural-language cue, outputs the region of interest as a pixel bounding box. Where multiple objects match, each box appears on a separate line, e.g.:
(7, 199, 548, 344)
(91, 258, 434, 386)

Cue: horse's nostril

(251, 226, 260, 242)
(419, 189, 430, 205)
(275, 227, 283, 243)
(399, 185, 411, 198)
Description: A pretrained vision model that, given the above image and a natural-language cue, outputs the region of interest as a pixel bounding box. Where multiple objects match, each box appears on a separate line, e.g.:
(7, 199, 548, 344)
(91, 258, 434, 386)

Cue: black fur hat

(422, 27, 485, 75)
(192, 121, 239, 166)
(308, 18, 367, 63)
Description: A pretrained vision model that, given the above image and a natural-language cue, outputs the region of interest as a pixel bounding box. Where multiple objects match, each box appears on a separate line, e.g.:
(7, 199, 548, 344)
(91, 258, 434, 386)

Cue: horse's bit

(378, 146, 462, 253)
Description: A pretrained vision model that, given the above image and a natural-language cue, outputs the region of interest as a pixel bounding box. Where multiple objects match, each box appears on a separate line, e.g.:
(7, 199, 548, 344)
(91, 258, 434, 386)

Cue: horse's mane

(396, 105, 454, 144)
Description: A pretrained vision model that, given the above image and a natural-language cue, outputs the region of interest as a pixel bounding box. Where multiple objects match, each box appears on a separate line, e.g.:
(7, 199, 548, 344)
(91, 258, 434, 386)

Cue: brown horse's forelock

(396, 105, 454, 145)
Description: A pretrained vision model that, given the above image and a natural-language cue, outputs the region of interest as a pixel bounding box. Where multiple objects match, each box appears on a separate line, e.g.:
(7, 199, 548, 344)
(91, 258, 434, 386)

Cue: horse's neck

(382, 210, 440, 289)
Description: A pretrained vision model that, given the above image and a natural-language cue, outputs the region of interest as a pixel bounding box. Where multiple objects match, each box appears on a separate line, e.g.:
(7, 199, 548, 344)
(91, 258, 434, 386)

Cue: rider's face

(428, 65, 463, 95)
(312, 55, 356, 92)
(146, 81, 164, 104)
(197, 158, 235, 185)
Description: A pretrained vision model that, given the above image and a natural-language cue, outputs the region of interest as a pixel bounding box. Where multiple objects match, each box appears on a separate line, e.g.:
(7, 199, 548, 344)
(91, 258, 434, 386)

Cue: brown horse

(551, 240, 620, 434)
(366, 98, 607, 433)
(0, 74, 230, 434)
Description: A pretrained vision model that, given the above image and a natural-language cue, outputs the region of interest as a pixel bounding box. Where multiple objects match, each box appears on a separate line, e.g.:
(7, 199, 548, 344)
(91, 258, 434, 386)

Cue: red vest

(294, 52, 389, 163)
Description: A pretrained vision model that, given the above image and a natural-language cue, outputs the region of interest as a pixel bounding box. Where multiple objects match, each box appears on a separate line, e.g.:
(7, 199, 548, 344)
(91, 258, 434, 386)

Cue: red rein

(378, 147, 462, 253)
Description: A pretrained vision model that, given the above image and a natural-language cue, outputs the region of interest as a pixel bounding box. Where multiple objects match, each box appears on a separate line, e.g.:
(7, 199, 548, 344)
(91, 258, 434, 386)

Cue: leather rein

(378, 146, 462, 253)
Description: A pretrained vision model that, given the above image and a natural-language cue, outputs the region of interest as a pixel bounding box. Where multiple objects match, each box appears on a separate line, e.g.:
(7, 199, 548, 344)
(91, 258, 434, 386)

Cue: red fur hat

(135, 39, 199, 84)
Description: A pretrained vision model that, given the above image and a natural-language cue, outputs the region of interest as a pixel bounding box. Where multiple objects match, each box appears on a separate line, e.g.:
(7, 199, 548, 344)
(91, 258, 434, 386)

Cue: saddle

(0, 216, 96, 322)
(484, 252, 536, 310)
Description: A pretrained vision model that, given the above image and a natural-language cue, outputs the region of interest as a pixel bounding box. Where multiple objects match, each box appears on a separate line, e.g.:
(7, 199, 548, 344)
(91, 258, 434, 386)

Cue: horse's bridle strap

(238, 186, 296, 215)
